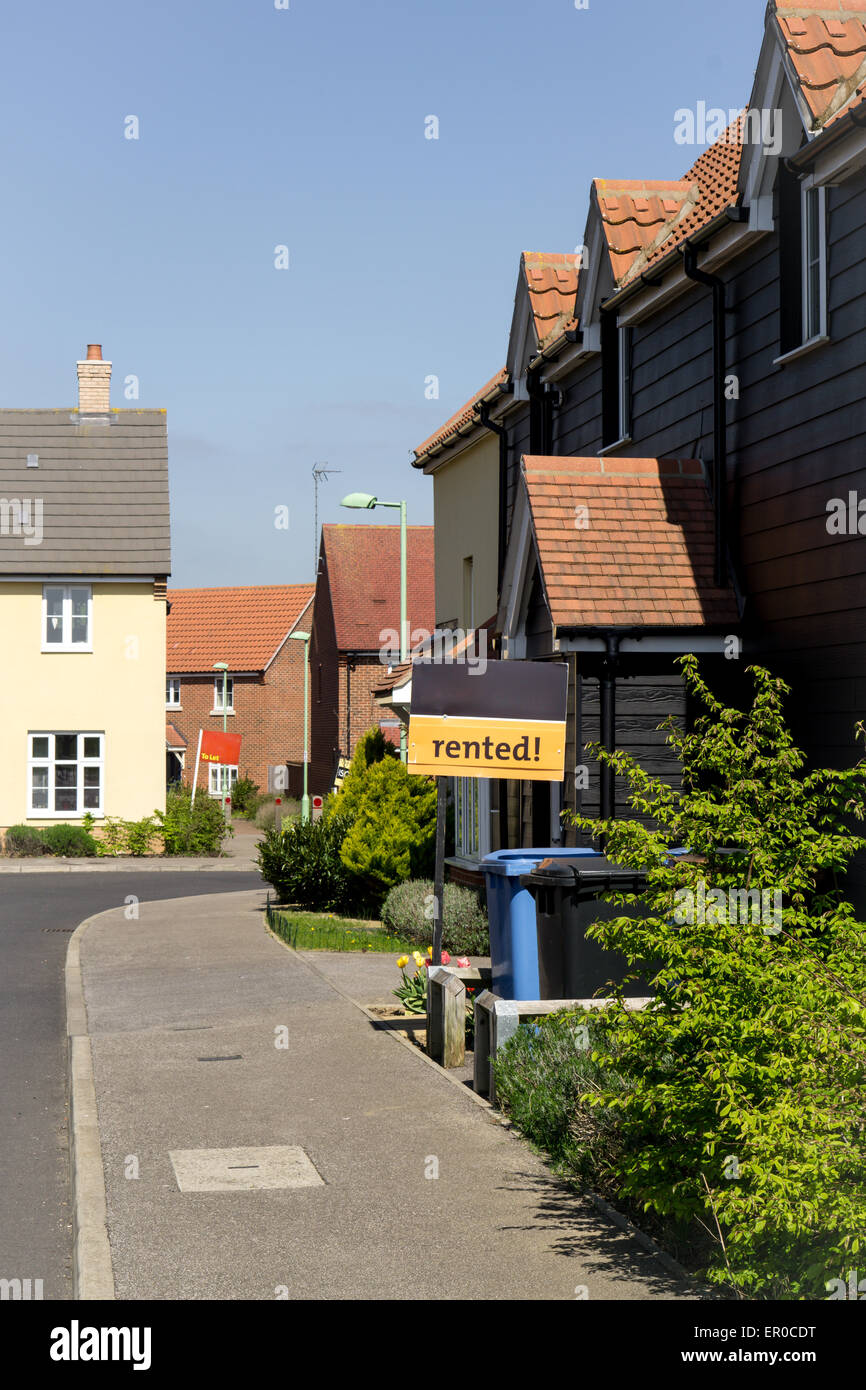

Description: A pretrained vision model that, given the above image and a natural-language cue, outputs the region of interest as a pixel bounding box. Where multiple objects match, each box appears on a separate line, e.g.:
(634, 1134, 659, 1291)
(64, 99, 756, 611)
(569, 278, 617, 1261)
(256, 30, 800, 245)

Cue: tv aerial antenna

(312, 463, 341, 576)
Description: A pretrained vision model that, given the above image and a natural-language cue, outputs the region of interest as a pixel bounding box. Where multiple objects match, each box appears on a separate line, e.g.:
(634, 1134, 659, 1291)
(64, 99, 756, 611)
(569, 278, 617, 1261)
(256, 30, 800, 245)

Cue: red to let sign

(199, 730, 242, 765)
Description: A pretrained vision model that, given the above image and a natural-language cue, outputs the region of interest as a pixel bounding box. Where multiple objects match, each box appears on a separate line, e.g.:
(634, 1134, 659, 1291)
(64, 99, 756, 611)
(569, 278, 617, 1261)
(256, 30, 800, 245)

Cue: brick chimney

(76, 344, 112, 415)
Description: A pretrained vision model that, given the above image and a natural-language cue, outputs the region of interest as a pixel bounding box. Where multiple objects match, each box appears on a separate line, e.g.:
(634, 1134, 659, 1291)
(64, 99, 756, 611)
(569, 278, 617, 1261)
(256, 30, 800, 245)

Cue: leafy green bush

(493, 1010, 629, 1188)
(41, 823, 98, 857)
(381, 879, 489, 955)
(4, 824, 47, 856)
(95, 815, 157, 856)
(325, 728, 398, 825)
(257, 815, 355, 912)
(230, 775, 260, 817)
(566, 655, 866, 1299)
(339, 759, 437, 904)
(156, 788, 230, 856)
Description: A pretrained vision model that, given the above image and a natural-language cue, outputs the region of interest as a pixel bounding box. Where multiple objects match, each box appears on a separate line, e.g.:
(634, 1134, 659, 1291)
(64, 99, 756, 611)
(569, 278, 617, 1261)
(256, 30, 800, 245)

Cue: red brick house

(166, 584, 314, 798)
(309, 524, 435, 794)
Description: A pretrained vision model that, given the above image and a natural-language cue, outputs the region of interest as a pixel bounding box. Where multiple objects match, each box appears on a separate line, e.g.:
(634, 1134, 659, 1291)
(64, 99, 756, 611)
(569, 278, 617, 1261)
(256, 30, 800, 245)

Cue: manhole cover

(168, 1146, 324, 1192)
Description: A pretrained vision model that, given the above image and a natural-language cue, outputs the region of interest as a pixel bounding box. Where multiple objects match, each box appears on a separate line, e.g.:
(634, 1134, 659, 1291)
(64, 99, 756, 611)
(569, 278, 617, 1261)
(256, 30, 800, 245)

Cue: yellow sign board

(407, 661, 568, 780)
(409, 714, 565, 780)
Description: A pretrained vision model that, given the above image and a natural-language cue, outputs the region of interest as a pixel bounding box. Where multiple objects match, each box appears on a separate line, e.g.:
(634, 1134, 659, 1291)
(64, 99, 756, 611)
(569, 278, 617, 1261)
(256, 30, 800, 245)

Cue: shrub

(124, 816, 158, 856)
(325, 728, 399, 825)
(381, 879, 489, 956)
(4, 824, 47, 856)
(257, 815, 355, 912)
(254, 794, 299, 829)
(230, 775, 260, 817)
(566, 655, 866, 1299)
(339, 759, 437, 904)
(156, 787, 230, 856)
(493, 1010, 629, 1188)
(41, 823, 98, 857)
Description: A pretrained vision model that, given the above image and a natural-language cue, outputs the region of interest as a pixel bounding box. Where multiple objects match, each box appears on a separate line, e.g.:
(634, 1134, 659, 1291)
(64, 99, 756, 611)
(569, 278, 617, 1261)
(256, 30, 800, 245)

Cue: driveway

(0, 871, 261, 1300)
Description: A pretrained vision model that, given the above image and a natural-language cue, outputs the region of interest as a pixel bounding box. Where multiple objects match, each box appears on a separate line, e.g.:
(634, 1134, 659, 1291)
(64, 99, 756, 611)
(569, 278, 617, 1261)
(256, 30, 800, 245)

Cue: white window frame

(41, 584, 92, 652)
(618, 324, 633, 442)
(27, 731, 104, 818)
(166, 676, 181, 708)
(802, 183, 827, 344)
(208, 764, 238, 797)
(212, 675, 234, 714)
(453, 776, 491, 864)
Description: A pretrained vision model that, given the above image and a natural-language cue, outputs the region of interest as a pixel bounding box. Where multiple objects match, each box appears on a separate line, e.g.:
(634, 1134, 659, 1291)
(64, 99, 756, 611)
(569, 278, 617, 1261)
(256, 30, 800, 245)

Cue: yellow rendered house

(0, 345, 170, 831)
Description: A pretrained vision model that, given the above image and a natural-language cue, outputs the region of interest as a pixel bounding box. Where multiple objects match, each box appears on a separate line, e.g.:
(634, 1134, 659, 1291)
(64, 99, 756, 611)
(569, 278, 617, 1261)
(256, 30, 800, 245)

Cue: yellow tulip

(397, 955, 409, 969)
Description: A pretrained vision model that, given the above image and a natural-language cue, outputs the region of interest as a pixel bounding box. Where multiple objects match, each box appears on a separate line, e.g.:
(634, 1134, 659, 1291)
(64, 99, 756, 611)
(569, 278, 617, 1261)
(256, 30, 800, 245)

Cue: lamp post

(288, 630, 311, 824)
(341, 491, 407, 763)
(212, 661, 229, 818)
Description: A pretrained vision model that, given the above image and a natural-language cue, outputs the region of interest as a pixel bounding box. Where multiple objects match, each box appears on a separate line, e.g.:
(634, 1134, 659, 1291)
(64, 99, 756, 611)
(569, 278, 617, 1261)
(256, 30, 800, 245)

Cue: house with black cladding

(412, 1, 866, 904)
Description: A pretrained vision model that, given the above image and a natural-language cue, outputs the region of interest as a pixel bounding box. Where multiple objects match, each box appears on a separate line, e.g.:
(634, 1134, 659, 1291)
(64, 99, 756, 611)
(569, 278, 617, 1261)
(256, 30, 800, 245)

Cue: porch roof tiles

(522, 455, 739, 629)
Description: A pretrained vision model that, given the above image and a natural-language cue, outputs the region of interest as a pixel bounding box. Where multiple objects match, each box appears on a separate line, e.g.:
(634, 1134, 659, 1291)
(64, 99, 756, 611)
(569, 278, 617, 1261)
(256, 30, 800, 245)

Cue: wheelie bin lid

(481, 847, 601, 878)
(519, 856, 647, 896)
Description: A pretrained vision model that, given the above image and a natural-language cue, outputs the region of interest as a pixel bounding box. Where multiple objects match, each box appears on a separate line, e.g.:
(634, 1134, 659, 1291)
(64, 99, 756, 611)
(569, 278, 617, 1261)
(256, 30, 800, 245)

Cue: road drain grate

(197, 1054, 243, 1062)
(41, 927, 75, 932)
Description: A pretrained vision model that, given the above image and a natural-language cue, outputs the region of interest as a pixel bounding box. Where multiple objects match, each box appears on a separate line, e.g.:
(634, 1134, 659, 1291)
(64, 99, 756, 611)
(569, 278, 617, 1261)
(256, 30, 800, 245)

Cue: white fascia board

(806, 125, 866, 187)
(615, 221, 761, 326)
(540, 339, 588, 383)
(556, 633, 732, 654)
(0, 574, 156, 583)
(574, 213, 606, 334)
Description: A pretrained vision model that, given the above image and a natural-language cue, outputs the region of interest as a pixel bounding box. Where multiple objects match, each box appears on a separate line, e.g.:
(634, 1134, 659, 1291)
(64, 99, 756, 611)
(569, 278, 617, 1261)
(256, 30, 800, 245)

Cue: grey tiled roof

(0, 410, 170, 575)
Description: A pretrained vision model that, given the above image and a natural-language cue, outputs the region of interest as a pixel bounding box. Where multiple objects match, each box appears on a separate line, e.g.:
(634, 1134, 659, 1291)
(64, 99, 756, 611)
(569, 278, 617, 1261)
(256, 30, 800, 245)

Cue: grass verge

(266, 904, 415, 953)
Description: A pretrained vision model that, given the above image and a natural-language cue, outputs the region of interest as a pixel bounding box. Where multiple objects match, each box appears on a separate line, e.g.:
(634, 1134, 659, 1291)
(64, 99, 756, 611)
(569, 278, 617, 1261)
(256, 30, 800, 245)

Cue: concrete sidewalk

(74, 889, 693, 1301)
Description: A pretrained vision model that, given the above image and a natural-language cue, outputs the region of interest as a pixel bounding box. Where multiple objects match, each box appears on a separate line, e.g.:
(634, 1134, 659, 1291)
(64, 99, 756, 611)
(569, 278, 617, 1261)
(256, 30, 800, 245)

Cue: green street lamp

(212, 661, 230, 816)
(289, 630, 311, 824)
(341, 491, 408, 763)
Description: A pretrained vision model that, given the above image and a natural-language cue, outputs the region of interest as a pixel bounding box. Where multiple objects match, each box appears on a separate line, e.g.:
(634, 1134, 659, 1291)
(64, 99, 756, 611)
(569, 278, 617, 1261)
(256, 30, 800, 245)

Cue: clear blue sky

(1, 0, 765, 587)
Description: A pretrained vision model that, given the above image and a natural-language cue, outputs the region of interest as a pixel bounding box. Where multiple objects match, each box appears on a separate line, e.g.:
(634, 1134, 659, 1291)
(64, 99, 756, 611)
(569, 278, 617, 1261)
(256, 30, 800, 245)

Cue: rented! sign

(407, 661, 567, 780)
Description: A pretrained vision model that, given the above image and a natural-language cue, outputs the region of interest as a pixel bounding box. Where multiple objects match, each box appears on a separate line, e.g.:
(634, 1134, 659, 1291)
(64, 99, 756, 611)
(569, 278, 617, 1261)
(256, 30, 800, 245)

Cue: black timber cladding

(0, 410, 170, 575)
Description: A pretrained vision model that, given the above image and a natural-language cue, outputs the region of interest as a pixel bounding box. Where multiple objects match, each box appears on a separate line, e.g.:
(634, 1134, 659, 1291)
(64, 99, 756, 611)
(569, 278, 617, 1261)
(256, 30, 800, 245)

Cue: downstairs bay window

(28, 732, 103, 816)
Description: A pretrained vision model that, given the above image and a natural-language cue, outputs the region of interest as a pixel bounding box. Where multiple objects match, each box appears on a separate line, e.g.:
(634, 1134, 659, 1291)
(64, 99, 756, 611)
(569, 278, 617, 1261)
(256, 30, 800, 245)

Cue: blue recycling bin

(481, 847, 602, 999)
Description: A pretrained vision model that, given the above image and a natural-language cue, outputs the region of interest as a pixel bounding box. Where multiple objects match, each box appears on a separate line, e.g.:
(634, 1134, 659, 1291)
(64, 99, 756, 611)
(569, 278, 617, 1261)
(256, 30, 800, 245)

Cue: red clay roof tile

(320, 524, 435, 652)
(775, 1, 866, 126)
(166, 584, 314, 673)
(521, 456, 738, 630)
(414, 367, 508, 461)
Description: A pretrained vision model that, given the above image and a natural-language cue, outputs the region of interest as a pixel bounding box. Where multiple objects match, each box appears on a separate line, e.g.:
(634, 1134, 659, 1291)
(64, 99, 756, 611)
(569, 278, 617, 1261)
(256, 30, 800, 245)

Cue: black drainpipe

(680, 242, 728, 588)
(477, 402, 509, 588)
(600, 634, 621, 823)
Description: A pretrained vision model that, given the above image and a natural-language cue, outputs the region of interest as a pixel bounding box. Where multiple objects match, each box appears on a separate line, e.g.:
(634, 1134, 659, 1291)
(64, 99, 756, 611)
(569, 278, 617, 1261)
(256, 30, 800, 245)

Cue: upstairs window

(42, 585, 91, 651)
(778, 164, 827, 356)
(166, 677, 181, 708)
(213, 675, 234, 713)
(601, 314, 632, 449)
(803, 184, 827, 342)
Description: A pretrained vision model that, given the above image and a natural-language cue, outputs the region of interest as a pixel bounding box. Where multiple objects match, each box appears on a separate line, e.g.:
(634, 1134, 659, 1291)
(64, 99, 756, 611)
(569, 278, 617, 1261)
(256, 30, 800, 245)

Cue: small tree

(340, 758, 437, 904)
(567, 655, 866, 1299)
(325, 727, 399, 824)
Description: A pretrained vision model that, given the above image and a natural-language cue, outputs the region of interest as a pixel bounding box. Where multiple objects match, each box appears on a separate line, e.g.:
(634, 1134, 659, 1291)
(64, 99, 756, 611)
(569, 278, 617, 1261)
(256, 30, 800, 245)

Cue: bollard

(427, 967, 466, 1068)
(274, 797, 283, 833)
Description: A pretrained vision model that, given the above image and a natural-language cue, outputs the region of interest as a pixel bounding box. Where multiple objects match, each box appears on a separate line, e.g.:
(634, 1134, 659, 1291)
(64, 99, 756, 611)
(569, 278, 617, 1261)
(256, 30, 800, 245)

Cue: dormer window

(802, 184, 827, 342)
(42, 585, 92, 651)
(777, 165, 828, 360)
(601, 314, 633, 450)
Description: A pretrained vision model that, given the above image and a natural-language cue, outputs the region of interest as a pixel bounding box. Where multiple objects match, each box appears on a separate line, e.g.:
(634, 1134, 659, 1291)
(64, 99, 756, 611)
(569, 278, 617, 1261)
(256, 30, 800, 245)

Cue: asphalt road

(0, 871, 262, 1301)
